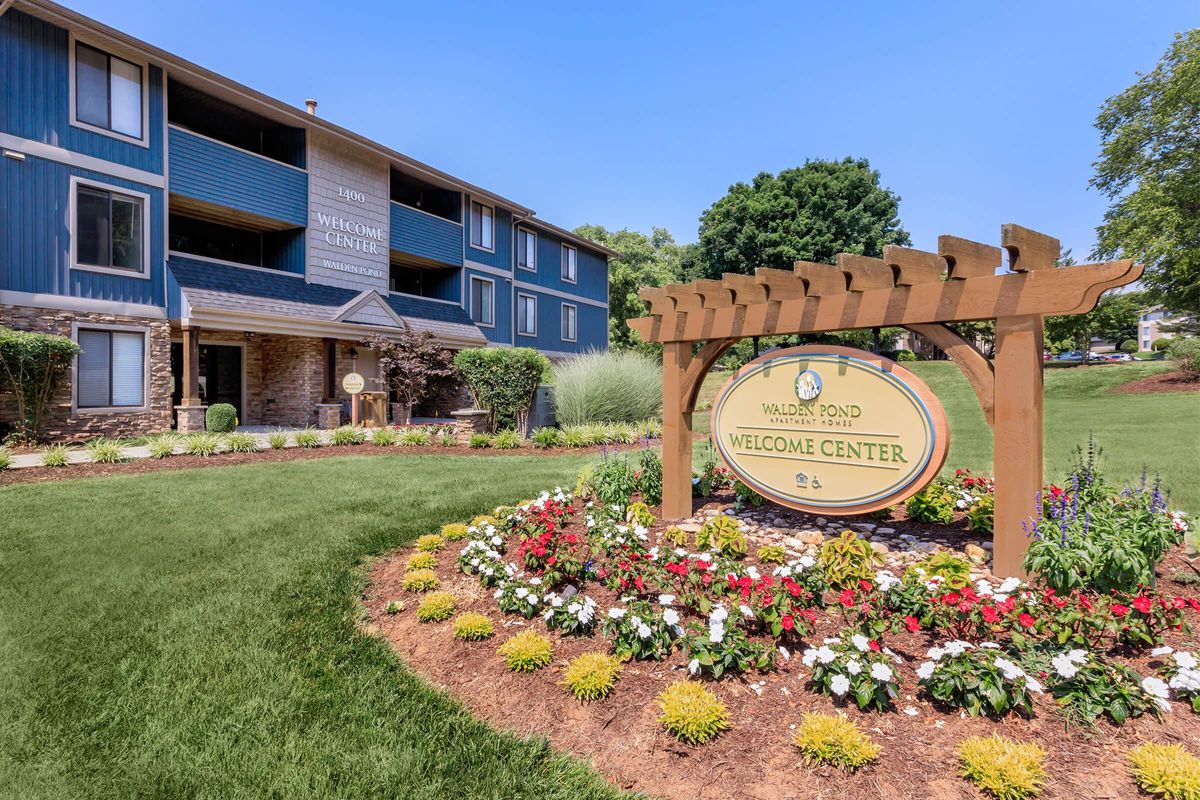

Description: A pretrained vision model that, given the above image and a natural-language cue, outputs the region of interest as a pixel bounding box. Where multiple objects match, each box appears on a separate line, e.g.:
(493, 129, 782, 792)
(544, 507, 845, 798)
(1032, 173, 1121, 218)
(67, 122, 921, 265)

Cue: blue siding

(464, 196, 512, 269)
(513, 287, 607, 354)
(0, 10, 164, 173)
(465, 267, 511, 345)
(168, 127, 307, 227)
(389, 202, 463, 267)
(263, 228, 306, 275)
(518, 226, 609, 303)
(0, 154, 165, 306)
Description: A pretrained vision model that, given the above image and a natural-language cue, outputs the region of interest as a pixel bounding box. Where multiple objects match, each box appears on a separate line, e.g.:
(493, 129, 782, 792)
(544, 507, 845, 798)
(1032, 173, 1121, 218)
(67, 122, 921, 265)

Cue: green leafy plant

(802, 634, 900, 712)
(0, 446, 11, 470)
(562, 652, 622, 701)
(399, 427, 432, 446)
(916, 643, 1040, 717)
(404, 552, 436, 571)
(906, 481, 957, 524)
(662, 526, 689, 546)
(437, 430, 457, 447)
(330, 425, 366, 446)
(224, 432, 259, 453)
(756, 545, 787, 564)
(552, 349, 662, 426)
(958, 735, 1047, 800)
(468, 433, 490, 449)
(655, 680, 730, 745)
(370, 427, 398, 447)
(293, 428, 322, 448)
(184, 432, 221, 457)
(40, 444, 70, 468)
(453, 347, 548, 432)
(1169, 337, 1200, 380)
(1047, 649, 1162, 725)
(695, 515, 747, 558)
(415, 534, 443, 552)
(966, 494, 995, 534)
(496, 629, 553, 672)
(147, 433, 181, 459)
(415, 591, 456, 622)
(792, 712, 882, 772)
(818, 530, 879, 589)
(0, 326, 80, 442)
(591, 452, 638, 510)
(440, 523, 469, 541)
(561, 426, 588, 448)
(384, 600, 404, 615)
(625, 501, 655, 528)
(267, 430, 289, 449)
(602, 601, 678, 661)
(85, 438, 126, 464)
(733, 479, 765, 507)
(915, 551, 973, 590)
(530, 427, 563, 448)
(452, 612, 494, 641)
(638, 447, 663, 505)
(682, 615, 775, 679)
(205, 403, 237, 433)
(1126, 742, 1200, 800)
(401, 568, 439, 593)
(490, 429, 521, 450)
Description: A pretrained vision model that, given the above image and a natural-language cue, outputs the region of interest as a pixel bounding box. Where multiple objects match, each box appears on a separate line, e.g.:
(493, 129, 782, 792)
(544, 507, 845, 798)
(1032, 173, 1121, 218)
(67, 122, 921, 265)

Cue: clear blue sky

(73, 0, 1196, 258)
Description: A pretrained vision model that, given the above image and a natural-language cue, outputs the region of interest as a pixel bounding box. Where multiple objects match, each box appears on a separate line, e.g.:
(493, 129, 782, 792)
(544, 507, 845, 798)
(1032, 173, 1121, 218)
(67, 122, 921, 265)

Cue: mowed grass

(0, 454, 632, 800)
(696, 361, 1198, 515)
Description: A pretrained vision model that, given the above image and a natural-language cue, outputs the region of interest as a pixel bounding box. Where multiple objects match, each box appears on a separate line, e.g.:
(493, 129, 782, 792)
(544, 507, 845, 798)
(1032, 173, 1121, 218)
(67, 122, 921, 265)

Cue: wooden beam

(939, 235, 1002, 280)
(722, 273, 768, 305)
(884, 244, 947, 285)
(905, 323, 995, 426)
(1001, 224, 1059, 272)
(837, 253, 894, 291)
(664, 284, 705, 314)
(693, 279, 735, 309)
(682, 339, 734, 412)
(661, 342, 694, 520)
(755, 268, 807, 301)
(181, 325, 201, 406)
(794, 261, 847, 296)
(637, 286, 676, 317)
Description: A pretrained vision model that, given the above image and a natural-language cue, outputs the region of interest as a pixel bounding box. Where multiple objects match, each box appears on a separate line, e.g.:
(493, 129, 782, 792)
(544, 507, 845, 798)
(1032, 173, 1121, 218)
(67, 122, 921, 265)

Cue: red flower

(634, 576, 645, 591)
(904, 615, 920, 632)
(781, 615, 795, 631)
(942, 592, 962, 606)
(1111, 603, 1130, 617)
(839, 589, 857, 608)
(868, 640, 881, 652)
(858, 579, 874, 593)
(1188, 599, 1200, 613)
(1133, 596, 1153, 614)
(981, 606, 1000, 624)
(1017, 613, 1035, 629)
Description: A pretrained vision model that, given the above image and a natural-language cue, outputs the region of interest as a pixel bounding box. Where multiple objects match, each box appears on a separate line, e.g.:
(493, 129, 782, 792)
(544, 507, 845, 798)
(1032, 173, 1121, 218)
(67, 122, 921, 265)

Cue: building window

(517, 293, 537, 336)
(562, 244, 577, 284)
(77, 328, 145, 409)
(74, 41, 144, 140)
(72, 178, 147, 275)
(469, 276, 495, 327)
(517, 228, 537, 272)
(561, 303, 577, 342)
(470, 201, 494, 251)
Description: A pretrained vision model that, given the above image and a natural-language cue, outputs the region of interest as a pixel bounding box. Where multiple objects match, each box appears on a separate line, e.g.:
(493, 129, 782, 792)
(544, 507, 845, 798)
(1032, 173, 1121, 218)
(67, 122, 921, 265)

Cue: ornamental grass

(329, 426, 366, 446)
(452, 612, 494, 641)
(369, 427, 398, 447)
(415, 592, 456, 622)
(1127, 742, 1200, 800)
(184, 432, 221, 457)
(401, 569, 439, 593)
(40, 444, 69, 467)
(147, 433, 181, 459)
(792, 712, 881, 772)
(266, 430, 290, 449)
(958, 735, 1047, 800)
(0, 446, 10, 470)
(85, 438, 126, 464)
(224, 432, 259, 453)
(655, 680, 730, 745)
(497, 629, 553, 672)
(562, 652, 622, 702)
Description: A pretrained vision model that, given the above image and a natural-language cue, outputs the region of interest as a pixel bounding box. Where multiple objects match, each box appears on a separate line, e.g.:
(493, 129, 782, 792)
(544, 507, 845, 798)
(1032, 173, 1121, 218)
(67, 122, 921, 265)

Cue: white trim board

(0, 289, 167, 319)
(0, 132, 164, 188)
(513, 280, 607, 309)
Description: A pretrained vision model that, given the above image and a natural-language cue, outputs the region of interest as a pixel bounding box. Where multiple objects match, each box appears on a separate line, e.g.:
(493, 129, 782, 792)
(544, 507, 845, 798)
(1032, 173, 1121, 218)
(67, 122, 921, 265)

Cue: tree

(1044, 290, 1144, 362)
(364, 329, 456, 423)
(452, 347, 548, 433)
(1091, 30, 1200, 314)
(573, 225, 688, 351)
(0, 327, 80, 443)
(696, 158, 910, 279)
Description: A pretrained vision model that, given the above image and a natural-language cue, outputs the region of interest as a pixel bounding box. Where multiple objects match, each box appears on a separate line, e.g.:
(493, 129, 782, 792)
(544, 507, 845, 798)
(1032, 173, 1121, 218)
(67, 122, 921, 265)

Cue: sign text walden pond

(711, 346, 949, 515)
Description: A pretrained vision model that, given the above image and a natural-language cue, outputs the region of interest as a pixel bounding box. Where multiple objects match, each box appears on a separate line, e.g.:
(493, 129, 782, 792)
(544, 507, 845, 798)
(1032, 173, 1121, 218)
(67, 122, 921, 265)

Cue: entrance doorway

(171, 343, 244, 422)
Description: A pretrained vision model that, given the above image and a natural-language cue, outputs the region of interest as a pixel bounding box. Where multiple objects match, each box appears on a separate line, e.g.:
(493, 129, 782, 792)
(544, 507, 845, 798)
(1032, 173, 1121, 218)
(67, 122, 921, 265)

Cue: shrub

(224, 432, 258, 453)
(0, 326, 80, 442)
(401, 568, 439, 592)
(497, 629, 553, 672)
(40, 444, 69, 468)
(437, 430, 457, 447)
(294, 428, 322, 448)
(1153, 336, 1172, 351)
(553, 350, 662, 426)
(452, 612, 494, 641)
(906, 481, 956, 524)
(530, 427, 563, 448)
(592, 453, 638, 509)
(1120, 339, 1139, 353)
(184, 432, 221, 457)
(1169, 337, 1200, 380)
(792, 712, 882, 772)
(267, 430, 289, 449)
(405, 552, 437, 571)
(399, 427, 432, 446)
(625, 501, 654, 528)
(1047, 649, 1162, 725)
(916, 643, 1041, 717)
(468, 433, 490, 449)
(440, 523, 469, 541)
(656, 681, 730, 744)
(454, 347, 548, 432)
(1126, 742, 1200, 800)
(958, 735, 1047, 800)
(818, 530, 880, 589)
(561, 425, 588, 448)
(204, 403, 237, 433)
(0, 446, 10, 470)
(562, 652, 622, 701)
(415, 534, 443, 552)
(663, 525, 689, 546)
(370, 427, 399, 447)
(85, 438, 125, 464)
(416, 591, 457, 622)
(147, 433, 181, 459)
(756, 545, 787, 564)
(365, 329, 457, 413)
(895, 349, 917, 362)
(638, 447, 663, 505)
(330, 425, 366, 446)
(470, 514, 497, 528)
(802, 635, 901, 712)
(490, 429, 521, 450)
(695, 515, 747, 558)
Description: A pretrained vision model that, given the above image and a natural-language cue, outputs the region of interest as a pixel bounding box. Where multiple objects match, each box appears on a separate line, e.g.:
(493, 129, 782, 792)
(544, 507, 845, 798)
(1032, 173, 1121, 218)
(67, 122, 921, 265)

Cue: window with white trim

(77, 328, 145, 408)
(75, 182, 145, 272)
(470, 201, 494, 251)
(75, 42, 143, 140)
(517, 228, 537, 271)
(561, 244, 577, 283)
(561, 303, 577, 342)
(517, 293, 537, 336)
(469, 276, 495, 326)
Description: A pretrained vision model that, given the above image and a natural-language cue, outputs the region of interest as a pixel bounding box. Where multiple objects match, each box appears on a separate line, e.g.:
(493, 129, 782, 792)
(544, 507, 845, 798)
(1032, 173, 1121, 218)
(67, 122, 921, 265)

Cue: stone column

(390, 402, 412, 426)
(451, 409, 490, 445)
(175, 405, 207, 433)
(176, 326, 206, 432)
(316, 403, 341, 430)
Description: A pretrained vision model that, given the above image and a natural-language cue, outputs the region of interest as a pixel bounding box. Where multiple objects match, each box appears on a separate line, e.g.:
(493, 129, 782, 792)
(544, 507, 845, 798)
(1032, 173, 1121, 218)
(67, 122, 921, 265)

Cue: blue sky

(74, 1, 1196, 258)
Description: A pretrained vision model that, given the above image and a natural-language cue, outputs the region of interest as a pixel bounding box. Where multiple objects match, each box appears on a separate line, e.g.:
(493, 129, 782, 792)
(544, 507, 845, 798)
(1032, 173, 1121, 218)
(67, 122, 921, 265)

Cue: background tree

(1091, 30, 1200, 314)
(696, 157, 910, 279)
(1045, 291, 1144, 361)
(0, 327, 80, 443)
(364, 329, 456, 423)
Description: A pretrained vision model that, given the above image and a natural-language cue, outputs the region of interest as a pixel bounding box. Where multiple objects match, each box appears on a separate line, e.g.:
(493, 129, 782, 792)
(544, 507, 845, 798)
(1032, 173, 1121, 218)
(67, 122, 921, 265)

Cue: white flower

(636, 622, 652, 639)
(1169, 668, 1200, 692)
(998, 576, 1023, 594)
(739, 604, 754, 618)
(658, 594, 676, 606)
(709, 606, 729, 623)
(565, 601, 580, 613)
(874, 571, 901, 592)
(1051, 653, 1080, 679)
(527, 595, 539, 606)
(830, 674, 851, 696)
(552, 596, 565, 608)
(870, 662, 894, 682)
(708, 624, 726, 645)
(607, 607, 626, 619)
(801, 648, 818, 667)
(1175, 651, 1198, 671)
(662, 608, 680, 626)
(1151, 646, 1175, 657)
(490, 535, 503, 547)
(543, 609, 554, 622)
(845, 659, 862, 676)
(1143, 676, 1171, 700)
(943, 641, 973, 657)
(797, 555, 816, 569)
(851, 634, 870, 652)
(1025, 676, 1044, 694)
(979, 642, 1001, 650)
(994, 657, 1025, 682)
(688, 658, 700, 675)
(1066, 649, 1088, 665)
(514, 587, 529, 599)
(815, 646, 836, 664)
(916, 661, 936, 680)
(528, 577, 542, 585)
(926, 647, 945, 662)
(778, 646, 791, 661)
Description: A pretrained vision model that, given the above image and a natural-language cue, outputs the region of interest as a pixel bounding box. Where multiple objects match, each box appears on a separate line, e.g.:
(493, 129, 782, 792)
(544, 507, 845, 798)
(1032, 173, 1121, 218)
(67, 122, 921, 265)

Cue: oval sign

(342, 372, 365, 395)
(711, 345, 949, 515)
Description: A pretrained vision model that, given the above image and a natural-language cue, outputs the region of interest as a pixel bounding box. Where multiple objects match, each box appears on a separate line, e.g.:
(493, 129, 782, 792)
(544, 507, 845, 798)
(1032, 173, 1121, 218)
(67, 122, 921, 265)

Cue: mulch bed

(365, 498, 1200, 800)
(1111, 370, 1200, 395)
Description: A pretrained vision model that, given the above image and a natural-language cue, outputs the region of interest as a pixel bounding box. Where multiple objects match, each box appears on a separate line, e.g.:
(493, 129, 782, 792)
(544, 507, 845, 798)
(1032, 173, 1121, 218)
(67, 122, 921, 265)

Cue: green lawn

(696, 361, 1199, 516)
(0, 454, 631, 800)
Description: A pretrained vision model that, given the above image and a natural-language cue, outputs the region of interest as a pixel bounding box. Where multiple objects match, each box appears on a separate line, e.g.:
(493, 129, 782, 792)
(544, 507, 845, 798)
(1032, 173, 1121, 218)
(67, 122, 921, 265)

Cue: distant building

(1138, 306, 1190, 351)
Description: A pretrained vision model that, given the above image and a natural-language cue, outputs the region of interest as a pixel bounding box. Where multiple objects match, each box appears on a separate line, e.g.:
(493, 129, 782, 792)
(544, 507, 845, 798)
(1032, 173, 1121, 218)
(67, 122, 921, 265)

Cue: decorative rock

(815, 518, 828, 526)
(852, 522, 876, 533)
(876, 528, 896, 535)
(980, 541, 994, 550)
(677, 523, 702, 533)
(870, 542, 890, 555)
(964, 543, 989, 565)
(799, 531, 825, 547)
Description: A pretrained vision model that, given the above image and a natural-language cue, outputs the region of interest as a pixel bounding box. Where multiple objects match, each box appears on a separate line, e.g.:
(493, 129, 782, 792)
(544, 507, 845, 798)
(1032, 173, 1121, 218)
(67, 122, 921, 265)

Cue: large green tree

(696, 157, 910, 279)
(1045, 290, 1145, 361)
(1091, 30, 1200, 313)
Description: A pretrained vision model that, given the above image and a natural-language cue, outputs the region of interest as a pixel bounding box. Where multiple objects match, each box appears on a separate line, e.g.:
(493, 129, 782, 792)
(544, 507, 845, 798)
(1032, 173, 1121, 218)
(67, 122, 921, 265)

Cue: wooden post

(322, 338, 337, 403)
(181, 326, 201, 406)
(992, 314, 1044, 577)
(661, 342, 693, 520)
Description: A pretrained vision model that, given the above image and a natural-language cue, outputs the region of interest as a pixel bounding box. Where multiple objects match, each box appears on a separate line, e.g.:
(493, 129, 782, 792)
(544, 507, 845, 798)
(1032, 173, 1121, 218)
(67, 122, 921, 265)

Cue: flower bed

(367, 457, 1198, 799)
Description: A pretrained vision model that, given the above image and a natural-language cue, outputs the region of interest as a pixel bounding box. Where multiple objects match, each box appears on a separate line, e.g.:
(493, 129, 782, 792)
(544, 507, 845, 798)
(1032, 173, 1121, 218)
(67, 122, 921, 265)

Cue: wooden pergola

(628, 224, 1142, 577)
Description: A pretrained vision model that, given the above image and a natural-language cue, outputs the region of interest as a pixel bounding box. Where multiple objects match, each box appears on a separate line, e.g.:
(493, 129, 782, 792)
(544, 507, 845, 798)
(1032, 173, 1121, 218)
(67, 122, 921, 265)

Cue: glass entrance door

(171, 343, 244, 422)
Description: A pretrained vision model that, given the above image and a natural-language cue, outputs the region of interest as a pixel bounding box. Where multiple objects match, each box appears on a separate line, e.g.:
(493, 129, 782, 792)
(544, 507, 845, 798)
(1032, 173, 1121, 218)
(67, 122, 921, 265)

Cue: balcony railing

(389, 202, 463, 267)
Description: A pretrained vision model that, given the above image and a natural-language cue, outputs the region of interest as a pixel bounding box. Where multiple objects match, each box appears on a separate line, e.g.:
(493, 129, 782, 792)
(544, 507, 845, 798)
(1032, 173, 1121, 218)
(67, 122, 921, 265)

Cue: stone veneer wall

(258, 334, 326, 427)
(0, 305, 173, 441)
